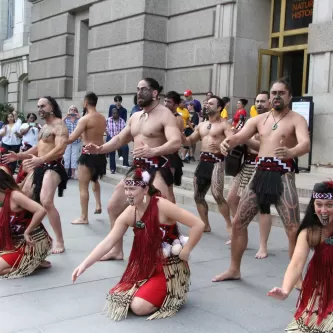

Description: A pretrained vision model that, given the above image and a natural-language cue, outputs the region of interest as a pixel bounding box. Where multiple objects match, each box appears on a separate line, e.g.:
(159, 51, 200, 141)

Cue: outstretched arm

(227, 118, 258, 149)
(184, 125, 201, 146)
(68, 118, 86, 144)
(157, 198, 205, 259)
(268, 229, 310, 300)
(72, 208, 131, 282)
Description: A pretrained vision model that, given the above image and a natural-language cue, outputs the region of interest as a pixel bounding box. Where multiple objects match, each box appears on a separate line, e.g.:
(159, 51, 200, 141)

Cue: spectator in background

(130, 94, 141, 117)
(220, 97, 230, 120)
(202, 99, 209, 121)
(232, 98, 248, 129)
(0, 112, 22, 173)
(250, 104, 258, 118)
(176, 99, 190, 129)
(20, 113, 40, 151)
(108, 95, 127, 122)
(63, 106, 81, 179)
(184, 89, 202, 115)
(106, 108, 129, 174)
(182, 101, 199, 162)
(206, 91, 213, 99)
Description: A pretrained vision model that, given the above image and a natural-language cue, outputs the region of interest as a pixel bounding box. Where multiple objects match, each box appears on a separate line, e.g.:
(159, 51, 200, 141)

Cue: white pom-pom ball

(20, 123, 30, 131)
(173, 239, 181, 245)
(171, 243, 183, 256)
(179, 235, 189, 246)
(142, 171, 150, 184)
(162, 242, 172, 258)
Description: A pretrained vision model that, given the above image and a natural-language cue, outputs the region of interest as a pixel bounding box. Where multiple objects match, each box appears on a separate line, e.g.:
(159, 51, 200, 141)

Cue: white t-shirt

(22, 126, 39, 147)
(1, 120, 22, 145)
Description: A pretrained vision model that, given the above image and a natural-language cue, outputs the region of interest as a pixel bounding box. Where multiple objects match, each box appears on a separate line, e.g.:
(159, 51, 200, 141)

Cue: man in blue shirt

(184, 89, 202, 115)
(108, 95, 127, 122)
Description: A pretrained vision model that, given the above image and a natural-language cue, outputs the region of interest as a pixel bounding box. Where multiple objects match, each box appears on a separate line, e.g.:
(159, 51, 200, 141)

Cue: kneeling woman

(0, 169, 52, 278)
(72, 168, 205, 320)
(268, 181, 333, 332)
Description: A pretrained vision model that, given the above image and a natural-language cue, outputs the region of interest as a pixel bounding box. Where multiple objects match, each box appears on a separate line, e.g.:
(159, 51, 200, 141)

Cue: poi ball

(171, 244, 182, 256)
(20, 123, 30, 131)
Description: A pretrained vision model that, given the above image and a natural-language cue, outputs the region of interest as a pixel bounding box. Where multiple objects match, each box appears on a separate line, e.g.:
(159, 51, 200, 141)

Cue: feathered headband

(124, 168, 151, 186)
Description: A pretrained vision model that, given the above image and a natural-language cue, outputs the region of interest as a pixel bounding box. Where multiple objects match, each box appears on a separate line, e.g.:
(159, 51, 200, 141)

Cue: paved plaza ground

(0, 180, 304, 333)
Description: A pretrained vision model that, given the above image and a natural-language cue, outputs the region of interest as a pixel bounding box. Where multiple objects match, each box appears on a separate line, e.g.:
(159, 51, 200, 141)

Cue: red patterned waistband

(200, 152, 224, 163)
(39, 158, 63, 168)
(132, 156, 170, 169)
(245, 153, 258, 165)
(255, 157, 295, 173)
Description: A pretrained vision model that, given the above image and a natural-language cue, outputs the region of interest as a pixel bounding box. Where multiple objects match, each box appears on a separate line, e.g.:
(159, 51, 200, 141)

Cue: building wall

(0, 0, 30, 112)
(308, 0, 333, 166)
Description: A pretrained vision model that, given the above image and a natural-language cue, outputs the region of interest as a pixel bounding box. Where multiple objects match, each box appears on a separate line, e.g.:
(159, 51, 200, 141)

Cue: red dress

(232, 108, 247, 127)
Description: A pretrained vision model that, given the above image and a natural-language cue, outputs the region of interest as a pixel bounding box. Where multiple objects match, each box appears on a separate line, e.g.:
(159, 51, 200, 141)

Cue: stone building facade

(0, 0, 31, 112)
(9, 0, 333, 168)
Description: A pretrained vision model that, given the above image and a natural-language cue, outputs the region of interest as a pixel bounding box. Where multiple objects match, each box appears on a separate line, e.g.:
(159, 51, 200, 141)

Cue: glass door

(257, 49, 283, 93)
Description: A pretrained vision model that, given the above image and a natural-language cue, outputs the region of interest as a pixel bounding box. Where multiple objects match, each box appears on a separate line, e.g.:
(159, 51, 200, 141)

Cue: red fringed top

(0, 190, 32, 251)
(295, 230, 333, 325)
(110, 194, 179, 293)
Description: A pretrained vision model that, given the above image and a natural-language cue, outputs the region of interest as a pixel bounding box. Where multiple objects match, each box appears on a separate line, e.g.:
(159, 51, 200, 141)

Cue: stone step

(102, 170, 306, 228)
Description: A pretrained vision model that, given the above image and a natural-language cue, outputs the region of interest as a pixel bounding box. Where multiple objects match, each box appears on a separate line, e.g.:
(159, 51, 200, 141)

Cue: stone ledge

(28, 77, 73, 99)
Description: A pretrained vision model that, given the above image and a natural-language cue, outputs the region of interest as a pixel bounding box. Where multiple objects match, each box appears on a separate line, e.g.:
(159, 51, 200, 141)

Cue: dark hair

(43, 96, 62, 119)
(112, 108, 119, 114)
(210, 95, 226, 111)
(143, 78, 163, 95)
(179, 98, 185, 104)
(222, 97, 230, 104)
(206, 91, 213, 95)
(297, 181, 333, 238)
(125, 168, 161, 197)
(165, 91, 181, 105)
(27, 113, 37, 121)
(84, 92, 98, 107)
(114, 95, 122, 102)
(238, 99, 248, 107)
(258, 91, 270, 99)
(270, 76, 293, 95)
(4, 112, 15, 125)
(0, 169, 20, 193)
(133, 94, 138, 105)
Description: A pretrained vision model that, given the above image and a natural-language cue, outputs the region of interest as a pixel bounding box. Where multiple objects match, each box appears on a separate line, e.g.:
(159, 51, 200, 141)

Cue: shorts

(1, 248, 24, 267)
(135, 270, 167, 308)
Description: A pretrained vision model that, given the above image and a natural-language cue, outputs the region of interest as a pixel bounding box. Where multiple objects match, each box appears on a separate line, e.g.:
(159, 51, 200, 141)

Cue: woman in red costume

(232, 99, 248, 129)
(0, 169, 52, 278)
(72, 168, 204, 320)
(268, 181, 333, 332)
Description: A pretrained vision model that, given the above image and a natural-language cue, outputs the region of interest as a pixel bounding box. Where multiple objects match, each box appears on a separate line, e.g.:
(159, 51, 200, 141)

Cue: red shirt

(233, 109, 247, 127)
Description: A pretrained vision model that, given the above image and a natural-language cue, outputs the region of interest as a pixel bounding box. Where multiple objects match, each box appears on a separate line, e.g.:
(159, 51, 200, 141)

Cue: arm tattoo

(54, 123, 69, 139)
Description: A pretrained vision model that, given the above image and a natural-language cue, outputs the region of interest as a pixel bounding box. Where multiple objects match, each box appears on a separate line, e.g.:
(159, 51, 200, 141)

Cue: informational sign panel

(285, 0, 313, 31)
(291, 96, 314, 171)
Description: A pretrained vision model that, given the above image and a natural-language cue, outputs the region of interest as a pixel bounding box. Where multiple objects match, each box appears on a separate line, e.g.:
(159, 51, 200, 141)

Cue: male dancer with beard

(3, 96, 68, 254)
(85, 78, 181, 260)
(67, 92, 107, 225)
(164, 91, 184, 192)
(183, 95, 233, 236)
(227, 91, 272, 259)
(215, 78, 310, 287)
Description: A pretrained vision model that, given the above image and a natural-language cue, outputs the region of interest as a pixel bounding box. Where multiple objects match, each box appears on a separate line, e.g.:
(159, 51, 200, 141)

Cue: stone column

(0, 0, 9, 51)
(308, 0, 333, 166)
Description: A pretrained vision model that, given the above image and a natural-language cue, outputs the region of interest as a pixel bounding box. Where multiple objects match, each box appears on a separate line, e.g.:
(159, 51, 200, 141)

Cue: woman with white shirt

(0, 112, 22, 173)
(20, 113, 40, 150)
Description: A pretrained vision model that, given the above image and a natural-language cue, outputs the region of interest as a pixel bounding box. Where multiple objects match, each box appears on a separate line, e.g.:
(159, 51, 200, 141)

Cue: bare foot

(100, 251, 124, 261)
(255, 248, 268, 259)
(212, 270, 241, 282)
(52, 241, 65, 254)
(94, 209, 102, 214)
(225, 239, 231, 245)
(38, 260, 52, 269)
(71, 217, 89, 225)
(204, 225, 211, 232)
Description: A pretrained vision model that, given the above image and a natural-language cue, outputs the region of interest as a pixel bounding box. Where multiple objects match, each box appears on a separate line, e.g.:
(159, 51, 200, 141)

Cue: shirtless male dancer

(183, 95, 233, 237)
(164, 90, 184, 193)
(227, 91, 272, 259)
(214, 78, 310, 286)
(3, 96, 68, 253)
(67, 92, 107, 225)
(85, 78, 182, 260)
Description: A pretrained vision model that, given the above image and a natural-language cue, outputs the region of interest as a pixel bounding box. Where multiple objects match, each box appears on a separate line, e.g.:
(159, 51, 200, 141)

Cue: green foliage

(0, 102, 25, 123)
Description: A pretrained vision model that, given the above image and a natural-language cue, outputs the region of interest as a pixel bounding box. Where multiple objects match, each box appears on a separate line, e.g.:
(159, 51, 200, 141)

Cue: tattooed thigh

(275, 172, 300, 230)
(233, 180, 259, 230)
(211, 162, 225, 205)
(193, 176, 210, 205)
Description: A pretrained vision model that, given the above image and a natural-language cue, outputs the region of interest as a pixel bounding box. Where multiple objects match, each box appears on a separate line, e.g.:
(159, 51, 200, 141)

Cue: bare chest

(131, 115, 164, 138)
(199, 123, 225, 141)
(38, 125, 55, 143)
